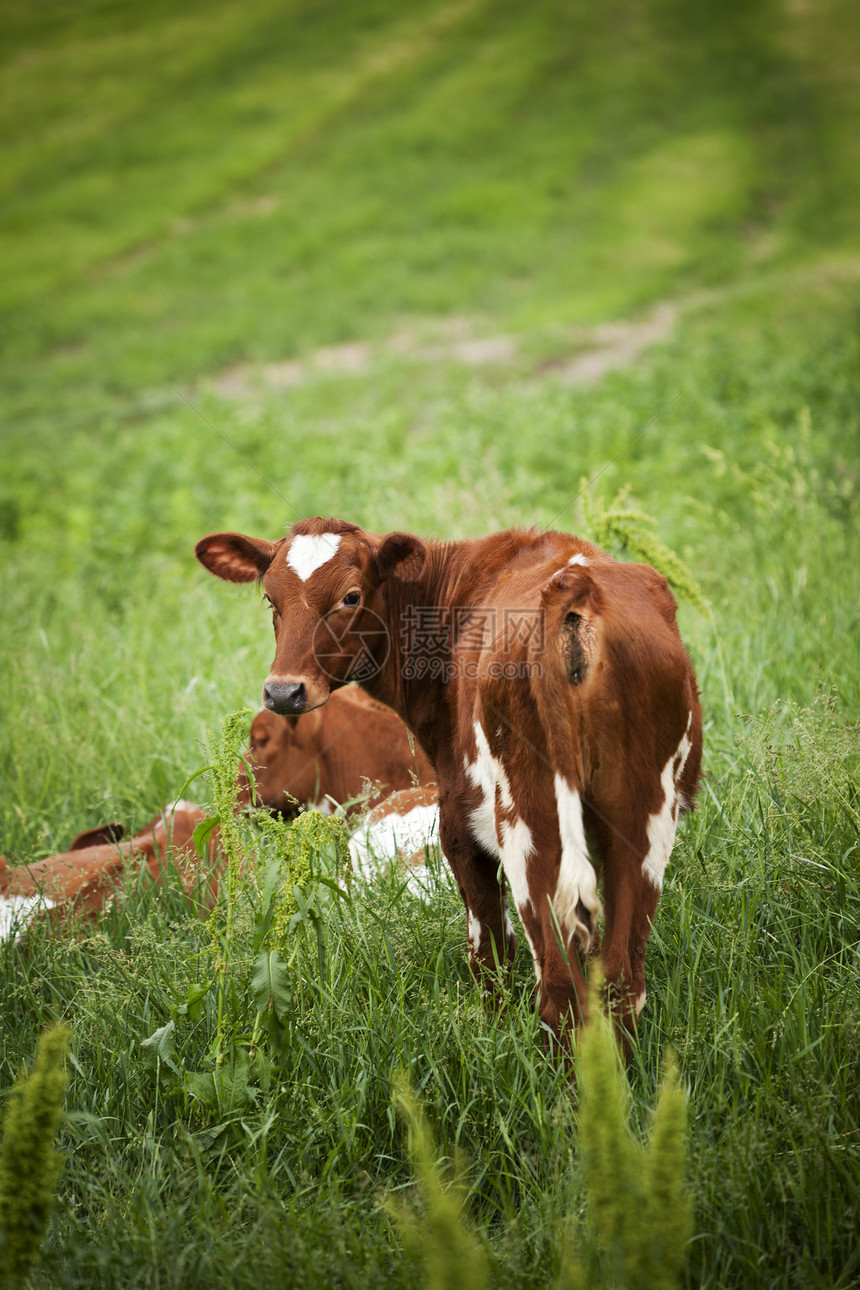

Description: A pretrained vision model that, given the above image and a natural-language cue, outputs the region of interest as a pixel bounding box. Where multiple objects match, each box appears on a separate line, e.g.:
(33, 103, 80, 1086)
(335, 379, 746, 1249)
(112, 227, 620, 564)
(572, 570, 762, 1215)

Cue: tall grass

(0, 673, 856, 1287)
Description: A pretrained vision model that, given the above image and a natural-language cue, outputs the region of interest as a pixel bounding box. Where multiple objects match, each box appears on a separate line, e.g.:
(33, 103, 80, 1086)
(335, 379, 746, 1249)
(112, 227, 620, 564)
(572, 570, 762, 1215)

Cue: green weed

(0, 1024, 69, 1286)
(568, 981, 692, 1290)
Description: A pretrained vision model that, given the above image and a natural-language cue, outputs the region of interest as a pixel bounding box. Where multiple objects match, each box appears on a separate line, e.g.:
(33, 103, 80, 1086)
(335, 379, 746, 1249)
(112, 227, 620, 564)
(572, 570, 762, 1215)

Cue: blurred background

(3, 0, 859, 532)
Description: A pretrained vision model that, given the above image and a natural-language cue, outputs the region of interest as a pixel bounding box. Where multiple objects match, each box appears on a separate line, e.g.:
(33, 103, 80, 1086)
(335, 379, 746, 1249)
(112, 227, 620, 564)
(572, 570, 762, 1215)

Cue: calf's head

(237, 707, 325, 812)
(195, 517, 425, 715)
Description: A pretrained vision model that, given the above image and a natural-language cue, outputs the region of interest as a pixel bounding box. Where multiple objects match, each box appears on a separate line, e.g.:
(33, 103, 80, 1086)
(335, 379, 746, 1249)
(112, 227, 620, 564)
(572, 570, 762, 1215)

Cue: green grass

(1, 0, 859, 1286)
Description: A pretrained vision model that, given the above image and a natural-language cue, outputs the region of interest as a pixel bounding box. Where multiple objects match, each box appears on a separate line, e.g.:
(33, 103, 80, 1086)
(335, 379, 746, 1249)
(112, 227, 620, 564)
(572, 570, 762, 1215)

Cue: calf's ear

(374, 531, 426, 582)
(195, 532, 278, 583)
(69, 823, 126, 850)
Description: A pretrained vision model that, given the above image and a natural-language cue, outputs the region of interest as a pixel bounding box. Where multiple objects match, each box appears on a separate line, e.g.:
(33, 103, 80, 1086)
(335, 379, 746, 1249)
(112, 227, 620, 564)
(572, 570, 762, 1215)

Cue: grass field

(1, 1, 859, 1286)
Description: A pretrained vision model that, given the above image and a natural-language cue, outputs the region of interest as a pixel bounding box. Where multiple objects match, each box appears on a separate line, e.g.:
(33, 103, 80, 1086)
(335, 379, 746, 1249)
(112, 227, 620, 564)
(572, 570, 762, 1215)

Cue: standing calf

(197, 518, 702, 1046)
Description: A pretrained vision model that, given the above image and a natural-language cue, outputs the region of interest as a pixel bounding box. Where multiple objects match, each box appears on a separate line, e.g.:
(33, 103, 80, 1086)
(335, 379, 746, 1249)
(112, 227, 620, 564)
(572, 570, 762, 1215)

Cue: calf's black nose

(263, 680, 307, 714)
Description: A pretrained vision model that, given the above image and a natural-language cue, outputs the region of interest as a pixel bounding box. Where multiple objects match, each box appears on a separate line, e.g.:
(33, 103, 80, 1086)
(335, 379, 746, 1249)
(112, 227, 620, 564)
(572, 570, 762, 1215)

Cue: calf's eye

(343, 591, 361, 607)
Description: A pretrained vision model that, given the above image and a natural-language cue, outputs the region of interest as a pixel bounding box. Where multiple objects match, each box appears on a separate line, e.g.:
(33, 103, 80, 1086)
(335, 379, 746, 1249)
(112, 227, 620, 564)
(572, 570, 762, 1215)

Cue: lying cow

(0, 782, 441, 940)
(197, 518, 703, 1048)
(1, 689, 435, 940)
(0, 801, 214, 940)
(348, 784, 441, 878)
(238, 687, 434, 815)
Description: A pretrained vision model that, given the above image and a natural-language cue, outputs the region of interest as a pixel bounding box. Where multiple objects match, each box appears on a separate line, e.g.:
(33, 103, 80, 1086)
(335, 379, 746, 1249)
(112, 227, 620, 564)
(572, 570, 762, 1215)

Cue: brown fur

(237, 687, 434, 815)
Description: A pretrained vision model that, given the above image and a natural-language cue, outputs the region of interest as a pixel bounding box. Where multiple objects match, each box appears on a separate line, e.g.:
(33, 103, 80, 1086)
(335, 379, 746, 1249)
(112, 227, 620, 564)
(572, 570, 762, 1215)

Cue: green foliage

(581, 485, 708, 613)
(573, 992, 641, 1286)
(206, 707, 255, 923)
(389, 1019, 692, 1290)
(565, 983, 692, 1290)
(0, 1024, 69, 1285)
(137, 709, 351, 1119)
(260, 807, 350, 940)
(741, 687, 860, 843)
(644, 1053, 693, 1290)
(388, 1076, 491, 1290)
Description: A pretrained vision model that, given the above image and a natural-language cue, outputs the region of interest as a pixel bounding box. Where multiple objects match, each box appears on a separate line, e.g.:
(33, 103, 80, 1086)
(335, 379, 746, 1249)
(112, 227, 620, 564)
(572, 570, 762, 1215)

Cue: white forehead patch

(286, 534, 342, 582)
(568, 553, 589, 567)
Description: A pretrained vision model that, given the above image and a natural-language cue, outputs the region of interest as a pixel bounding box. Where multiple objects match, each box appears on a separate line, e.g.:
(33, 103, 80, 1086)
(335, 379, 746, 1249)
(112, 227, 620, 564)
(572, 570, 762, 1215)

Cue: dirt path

(213, 306, 676, 398)
(212, 255, 860, 399)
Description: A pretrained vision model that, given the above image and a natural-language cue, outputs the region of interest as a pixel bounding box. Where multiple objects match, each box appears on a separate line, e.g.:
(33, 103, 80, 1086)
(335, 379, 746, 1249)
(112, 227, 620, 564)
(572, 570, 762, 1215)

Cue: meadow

(1, 1, 858, 1285)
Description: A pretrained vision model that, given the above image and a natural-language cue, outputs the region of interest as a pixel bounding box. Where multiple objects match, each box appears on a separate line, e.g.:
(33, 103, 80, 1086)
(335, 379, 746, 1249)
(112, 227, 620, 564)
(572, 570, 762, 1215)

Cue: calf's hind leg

(517, 897, 589, 1051)
(590, 806, 664, 1042)
(438, 807, 516, 983)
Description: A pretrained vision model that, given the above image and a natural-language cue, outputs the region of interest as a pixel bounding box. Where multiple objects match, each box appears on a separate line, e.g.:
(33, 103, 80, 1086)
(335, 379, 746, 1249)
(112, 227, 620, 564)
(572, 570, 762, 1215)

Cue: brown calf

(238, 688, 434, 815)
(0, 801, 216, 938)
(197, 518, 702, 1046)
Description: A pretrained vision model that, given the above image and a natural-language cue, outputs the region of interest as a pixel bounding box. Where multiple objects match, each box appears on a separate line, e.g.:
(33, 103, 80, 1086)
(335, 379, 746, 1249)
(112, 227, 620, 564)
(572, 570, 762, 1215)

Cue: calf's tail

(528, 563, 603, 949)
